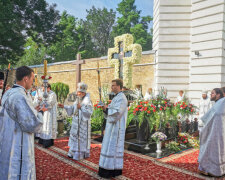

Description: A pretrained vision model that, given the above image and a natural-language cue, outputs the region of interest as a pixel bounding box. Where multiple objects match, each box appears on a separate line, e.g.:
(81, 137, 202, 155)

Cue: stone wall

(26, 51, 155, 104)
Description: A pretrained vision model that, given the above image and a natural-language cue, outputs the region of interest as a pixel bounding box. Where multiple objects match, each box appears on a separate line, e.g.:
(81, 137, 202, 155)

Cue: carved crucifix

(73, 54, 85, 89)
(108, 34, 142, 88)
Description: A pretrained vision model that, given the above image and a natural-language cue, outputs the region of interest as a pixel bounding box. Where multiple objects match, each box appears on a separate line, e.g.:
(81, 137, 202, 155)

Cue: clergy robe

(33, 90, 57, 147)
(0, 85, 43, 180)
(198, 97, 225, 176)
(99, 91, 128, 176)
(64, 93, 93, 160)
(198, 96, 212, 131)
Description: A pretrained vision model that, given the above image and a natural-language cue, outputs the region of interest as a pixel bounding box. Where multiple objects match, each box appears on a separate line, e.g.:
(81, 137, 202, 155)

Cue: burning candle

(44, 60, 47, 76)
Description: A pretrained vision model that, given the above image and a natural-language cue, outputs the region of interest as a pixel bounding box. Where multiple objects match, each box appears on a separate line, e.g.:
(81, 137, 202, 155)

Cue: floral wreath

(108, 34, 142, 88)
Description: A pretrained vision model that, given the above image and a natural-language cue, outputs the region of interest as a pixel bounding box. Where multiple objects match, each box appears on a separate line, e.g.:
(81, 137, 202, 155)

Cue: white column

(153, 0, 192, 100)
(189, 0, 225, 105)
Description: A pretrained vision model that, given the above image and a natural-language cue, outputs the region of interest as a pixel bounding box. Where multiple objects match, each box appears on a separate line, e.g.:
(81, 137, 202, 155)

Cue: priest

(34, 83, 58, 148)
(58, 82, 93, 160)
(198, 88, 225, 177)
(0, 66, 46, 179)
(98, 79, 128, 178)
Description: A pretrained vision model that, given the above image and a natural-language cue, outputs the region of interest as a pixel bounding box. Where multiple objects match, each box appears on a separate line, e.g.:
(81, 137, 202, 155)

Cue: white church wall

(153, 0, 225, 105)
(189, 0, 225, 105)
(153, 0, 191, 101)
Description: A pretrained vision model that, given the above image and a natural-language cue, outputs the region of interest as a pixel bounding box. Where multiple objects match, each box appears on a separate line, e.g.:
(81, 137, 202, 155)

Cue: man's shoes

(198, 170, 208, 176)
(68, 154, 73, 158)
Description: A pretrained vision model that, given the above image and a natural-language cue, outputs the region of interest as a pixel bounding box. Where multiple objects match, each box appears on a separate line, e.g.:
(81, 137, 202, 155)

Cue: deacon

(34, 83, 58, 148)
(98, 79, 128, 178)
(58, 82, 93, 160)
(198, 88, 225, 177)
(198, 90, 212, 132)
(0, 66, 46, 179)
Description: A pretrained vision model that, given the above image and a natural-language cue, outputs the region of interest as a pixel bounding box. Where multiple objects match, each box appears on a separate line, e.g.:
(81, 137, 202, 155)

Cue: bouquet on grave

(151, 132, 167, 143)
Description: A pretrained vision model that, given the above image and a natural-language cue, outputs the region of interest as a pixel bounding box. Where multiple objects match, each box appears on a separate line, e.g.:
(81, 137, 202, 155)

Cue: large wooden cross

(108, 34, 142, 88)
(73, 54, 85, 89)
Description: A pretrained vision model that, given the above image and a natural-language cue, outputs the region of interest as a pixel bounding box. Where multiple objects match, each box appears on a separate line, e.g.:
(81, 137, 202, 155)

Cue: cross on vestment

(73, 54, 85, 89)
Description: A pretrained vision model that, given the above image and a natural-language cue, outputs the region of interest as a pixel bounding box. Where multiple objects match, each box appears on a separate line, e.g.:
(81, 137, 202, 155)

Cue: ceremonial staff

(1, 63, 11, 97)
(96, 61, 104, 106)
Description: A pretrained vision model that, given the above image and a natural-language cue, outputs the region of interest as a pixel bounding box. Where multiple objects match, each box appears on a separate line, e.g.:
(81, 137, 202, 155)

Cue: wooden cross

(73, 54, 85, 89)
(108, 34, 142, 88)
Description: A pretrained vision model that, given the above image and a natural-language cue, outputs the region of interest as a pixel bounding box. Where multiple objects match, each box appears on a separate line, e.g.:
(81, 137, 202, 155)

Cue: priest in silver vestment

(198, 90, 213, 132)
(34, 83, 58, 148)
(58, 82, 93, 160)
(198, 88, 225, 177)
(0, 66, 46, 180)
(98, 79, 128, 178)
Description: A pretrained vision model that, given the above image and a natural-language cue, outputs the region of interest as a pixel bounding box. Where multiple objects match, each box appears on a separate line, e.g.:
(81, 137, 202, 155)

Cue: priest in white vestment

(34, 83, 58, 148)
(98, 79, 128, 178)
(198, 90, 212, 132)
(175, 90, 184, 103)
(58, 82, 93, 160)
(0, 66, 45, 180)
(198, 88, 225, 177)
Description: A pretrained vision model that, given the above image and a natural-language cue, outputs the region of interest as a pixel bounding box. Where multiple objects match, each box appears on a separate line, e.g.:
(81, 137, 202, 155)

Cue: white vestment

(64, 93, 93, 160)
(144, 92, 152, 101)
(198, 97, 225, 176)
(33, 90, 58, 139)
(176, 95, 184, 103)
(0, 85, 43, 180)
(198, 96, 212, 131)
(99, 92, 128, 170)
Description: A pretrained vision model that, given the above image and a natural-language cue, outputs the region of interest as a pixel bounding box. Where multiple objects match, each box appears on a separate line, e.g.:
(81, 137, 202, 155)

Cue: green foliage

(112, 0, 152, 51)
(16, 38, 47, 67)
(84, 6, 116, 56)
(165, 141, 181, 152)
(91, 104, 104, 131)
(0, 0, 60, 66)
(51, 82, 69, 103)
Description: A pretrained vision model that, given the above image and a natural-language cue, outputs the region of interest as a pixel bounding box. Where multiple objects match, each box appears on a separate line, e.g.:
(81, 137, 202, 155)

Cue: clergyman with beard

(198, 88, 225, 177)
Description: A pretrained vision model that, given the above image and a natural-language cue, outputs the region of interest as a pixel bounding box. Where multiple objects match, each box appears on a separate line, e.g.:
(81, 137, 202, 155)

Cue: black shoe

(68, 155, 73, 158)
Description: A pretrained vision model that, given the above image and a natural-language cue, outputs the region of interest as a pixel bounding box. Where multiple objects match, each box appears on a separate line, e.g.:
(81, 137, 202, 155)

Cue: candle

(44, 60, 47, 76)
(34, 68, 38, 87)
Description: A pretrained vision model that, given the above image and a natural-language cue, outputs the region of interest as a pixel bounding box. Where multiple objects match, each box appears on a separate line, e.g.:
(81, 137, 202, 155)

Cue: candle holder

(41, 75, 52, 108)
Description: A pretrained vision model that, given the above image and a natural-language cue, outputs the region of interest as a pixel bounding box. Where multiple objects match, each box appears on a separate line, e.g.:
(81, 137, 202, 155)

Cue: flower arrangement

(108, 33, 142, 88)
(177, 133, 199, 148)
(41, 75, 52, 80)
(165, 141, 181, 152)
(151, 132, 167, 143)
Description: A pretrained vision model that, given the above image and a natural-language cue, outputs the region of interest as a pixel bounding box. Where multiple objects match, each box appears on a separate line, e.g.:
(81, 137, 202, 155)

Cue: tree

(16, 37, 46, 67)
(112, 0, 152, 50)
(0, 0, 60, 67)
(84, 6, 116, 56)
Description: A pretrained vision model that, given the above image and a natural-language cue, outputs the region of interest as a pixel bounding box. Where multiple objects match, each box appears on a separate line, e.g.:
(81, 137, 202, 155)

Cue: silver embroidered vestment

(64, 93, 93, 160)
(33, 90, 58, 140)
(99, 92, 128, 170)
(0, 85, 43, 180)
(198, 97, 225, 176)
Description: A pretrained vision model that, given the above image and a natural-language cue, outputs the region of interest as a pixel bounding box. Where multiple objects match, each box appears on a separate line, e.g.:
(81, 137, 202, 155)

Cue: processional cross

(108, 34, 142, 88)
(73, 54, 85, 89)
